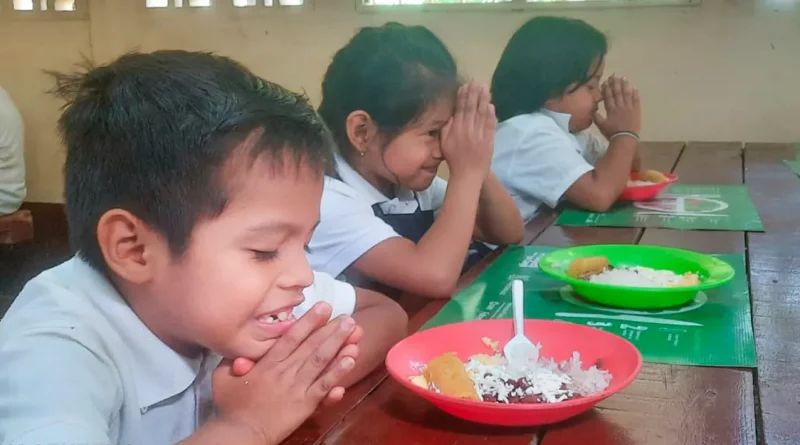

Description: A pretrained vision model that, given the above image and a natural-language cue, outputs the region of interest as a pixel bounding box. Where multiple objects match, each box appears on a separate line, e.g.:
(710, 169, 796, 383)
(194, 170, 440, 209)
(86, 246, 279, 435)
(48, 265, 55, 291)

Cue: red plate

(618, 172, 677, 202)
(385, 319, 642, 426)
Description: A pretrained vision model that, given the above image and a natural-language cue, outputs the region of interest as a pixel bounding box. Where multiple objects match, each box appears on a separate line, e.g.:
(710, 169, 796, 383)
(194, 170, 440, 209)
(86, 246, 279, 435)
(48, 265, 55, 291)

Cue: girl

(308, 22, 524, 299)
(491, 16, 643, 221)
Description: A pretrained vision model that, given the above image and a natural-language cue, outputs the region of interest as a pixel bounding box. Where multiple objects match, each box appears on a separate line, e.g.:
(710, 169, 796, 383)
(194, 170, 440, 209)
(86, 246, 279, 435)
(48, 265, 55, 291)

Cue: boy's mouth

(254, 308, 299, 338)
(254, 299, 304, 337)
(258, 310, 295, 324)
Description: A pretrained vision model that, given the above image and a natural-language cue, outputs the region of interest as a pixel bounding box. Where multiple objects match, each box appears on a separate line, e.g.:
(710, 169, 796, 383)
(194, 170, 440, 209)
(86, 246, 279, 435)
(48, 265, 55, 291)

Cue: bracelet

(609, 131, 640, 142)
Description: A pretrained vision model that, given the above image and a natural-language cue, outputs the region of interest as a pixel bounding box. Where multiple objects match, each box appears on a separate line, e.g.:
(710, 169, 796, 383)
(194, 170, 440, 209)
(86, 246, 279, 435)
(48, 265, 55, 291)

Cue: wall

(2, 0, 799, 203)
(0, 18, 91, 203)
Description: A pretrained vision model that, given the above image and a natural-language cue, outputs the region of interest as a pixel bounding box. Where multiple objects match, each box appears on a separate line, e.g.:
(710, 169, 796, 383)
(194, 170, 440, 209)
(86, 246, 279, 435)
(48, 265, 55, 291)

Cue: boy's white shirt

(491, 109, 609, 222)
(0, 257, 356, 445)
(0, 86, 26, 215)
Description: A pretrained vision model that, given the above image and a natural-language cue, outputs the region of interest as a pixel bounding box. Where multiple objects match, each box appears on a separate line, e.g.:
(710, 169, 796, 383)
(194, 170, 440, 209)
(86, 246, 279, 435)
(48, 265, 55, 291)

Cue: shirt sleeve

(494, 123, 594, 213)
(297, 271, 356, 320)
(0, 328, 120, 444)
(582, 132, 609, 164)
(0, 107, 26, 215)
(307, 177, 400, 277)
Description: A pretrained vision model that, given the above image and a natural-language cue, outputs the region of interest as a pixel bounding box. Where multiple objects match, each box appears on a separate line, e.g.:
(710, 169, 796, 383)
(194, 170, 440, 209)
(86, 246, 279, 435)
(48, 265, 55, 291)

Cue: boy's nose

(283, 250, 315, 290)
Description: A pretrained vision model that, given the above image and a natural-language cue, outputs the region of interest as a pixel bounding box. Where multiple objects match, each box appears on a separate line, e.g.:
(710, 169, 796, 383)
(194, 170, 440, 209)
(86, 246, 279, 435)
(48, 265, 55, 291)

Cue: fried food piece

(638, 170, 669, 184)
(409, 375, 429, 389)
(670, 272, 701, 287)
(567, 256, 610, 279)
(423, 353, 480, 401)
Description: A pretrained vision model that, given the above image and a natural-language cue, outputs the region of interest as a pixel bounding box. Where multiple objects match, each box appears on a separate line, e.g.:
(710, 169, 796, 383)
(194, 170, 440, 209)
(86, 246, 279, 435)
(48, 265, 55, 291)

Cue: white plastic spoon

(503, 279, 539, 370)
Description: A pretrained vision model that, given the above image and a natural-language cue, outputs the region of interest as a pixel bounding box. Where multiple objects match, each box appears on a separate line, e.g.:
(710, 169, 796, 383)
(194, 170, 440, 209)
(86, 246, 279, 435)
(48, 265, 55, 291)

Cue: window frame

(1, 0, 89, 21)
(140, 0, 219, 14)
(140, 0, 311, 16)
(227, 0, 311, 18)
(356, 0, 698, 13)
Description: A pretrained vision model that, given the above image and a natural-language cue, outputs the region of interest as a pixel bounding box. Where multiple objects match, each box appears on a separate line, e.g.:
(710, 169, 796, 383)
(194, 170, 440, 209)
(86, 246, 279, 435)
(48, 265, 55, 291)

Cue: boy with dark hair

(0, 50, 407, 445)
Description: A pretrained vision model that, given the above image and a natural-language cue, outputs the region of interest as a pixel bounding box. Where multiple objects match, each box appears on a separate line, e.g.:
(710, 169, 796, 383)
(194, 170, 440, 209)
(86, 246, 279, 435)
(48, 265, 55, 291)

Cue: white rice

(559, 352, 613, 396)
(589, 266, 686, 288)
(463, 345, 612, 404)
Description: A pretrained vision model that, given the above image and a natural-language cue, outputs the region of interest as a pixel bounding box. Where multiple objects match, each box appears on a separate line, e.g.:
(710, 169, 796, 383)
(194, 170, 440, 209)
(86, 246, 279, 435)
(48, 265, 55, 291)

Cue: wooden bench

(0, 209, 33, 244)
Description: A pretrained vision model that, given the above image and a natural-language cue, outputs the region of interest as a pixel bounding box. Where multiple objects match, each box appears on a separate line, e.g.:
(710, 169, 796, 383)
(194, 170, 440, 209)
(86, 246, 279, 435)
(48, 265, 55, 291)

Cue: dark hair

(318, 22, 459, 163)
(48, 50, 334, 273)
(491, 17, 607, 122)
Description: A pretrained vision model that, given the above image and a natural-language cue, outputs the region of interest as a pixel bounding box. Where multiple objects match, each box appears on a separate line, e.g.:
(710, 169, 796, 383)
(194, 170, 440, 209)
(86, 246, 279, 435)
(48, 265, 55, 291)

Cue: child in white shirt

(308, 23, 524, 298)
(0, 51, 406, 445)
(491, 16, 643, 221)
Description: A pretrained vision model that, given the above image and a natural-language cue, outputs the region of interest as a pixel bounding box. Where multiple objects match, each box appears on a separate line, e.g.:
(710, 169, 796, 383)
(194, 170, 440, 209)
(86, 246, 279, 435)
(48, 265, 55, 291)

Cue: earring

(359, 150, 365, 157)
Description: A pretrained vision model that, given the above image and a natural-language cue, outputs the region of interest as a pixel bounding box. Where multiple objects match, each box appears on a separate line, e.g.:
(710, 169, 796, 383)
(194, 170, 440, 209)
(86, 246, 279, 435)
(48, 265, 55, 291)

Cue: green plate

(537, 245, 736, 309)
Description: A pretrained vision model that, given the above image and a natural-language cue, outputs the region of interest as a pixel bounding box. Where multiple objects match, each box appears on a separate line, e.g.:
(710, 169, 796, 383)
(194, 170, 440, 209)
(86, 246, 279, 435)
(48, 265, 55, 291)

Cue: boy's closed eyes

(0, 50, 407, 445)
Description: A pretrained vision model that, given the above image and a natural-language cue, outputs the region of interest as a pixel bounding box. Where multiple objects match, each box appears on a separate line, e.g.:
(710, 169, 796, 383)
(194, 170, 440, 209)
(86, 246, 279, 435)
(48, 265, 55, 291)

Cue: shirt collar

(540, 109, 572, 133)
(333, 154, 391, 206)
(70, 257, 207, 410)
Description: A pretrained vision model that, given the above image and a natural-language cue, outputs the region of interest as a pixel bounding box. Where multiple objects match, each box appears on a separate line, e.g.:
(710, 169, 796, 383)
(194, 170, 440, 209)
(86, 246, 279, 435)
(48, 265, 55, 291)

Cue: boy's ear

(96, 209, 167, 284)
(344, 110, 379, 156)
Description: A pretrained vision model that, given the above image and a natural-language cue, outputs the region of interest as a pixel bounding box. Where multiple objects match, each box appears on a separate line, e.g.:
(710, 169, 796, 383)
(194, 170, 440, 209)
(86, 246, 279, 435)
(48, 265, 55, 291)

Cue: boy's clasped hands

(213, 302, 361, 444)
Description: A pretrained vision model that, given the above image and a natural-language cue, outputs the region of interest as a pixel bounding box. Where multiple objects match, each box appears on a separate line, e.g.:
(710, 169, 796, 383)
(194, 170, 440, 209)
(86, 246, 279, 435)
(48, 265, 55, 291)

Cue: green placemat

(424, 246, 756, 368)
(784, 159, 800, 177)
(557, 184, 763, 231)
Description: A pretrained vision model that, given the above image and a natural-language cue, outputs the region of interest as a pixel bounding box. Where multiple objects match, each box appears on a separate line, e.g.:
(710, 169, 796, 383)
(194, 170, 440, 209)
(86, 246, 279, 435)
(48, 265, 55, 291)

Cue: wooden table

(0, 209, 33, 244)
(282, 142, 800, 445)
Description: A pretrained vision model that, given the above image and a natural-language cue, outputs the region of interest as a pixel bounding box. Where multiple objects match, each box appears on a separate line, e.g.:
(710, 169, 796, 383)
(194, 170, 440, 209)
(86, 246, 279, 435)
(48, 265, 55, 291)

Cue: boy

(0, 51, 407, 445)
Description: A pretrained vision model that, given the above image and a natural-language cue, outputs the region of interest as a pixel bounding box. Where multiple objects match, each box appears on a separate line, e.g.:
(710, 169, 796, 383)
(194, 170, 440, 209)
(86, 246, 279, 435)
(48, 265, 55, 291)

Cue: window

(12, 0, 76, 10)
(146, 0, 304, 8)
(6, 0, 86, 18)
(363, 0, 510, 4)
(145, 0, 213, 8)
(11, 0, 34, 10)
(359, 0, 696, 10)
(145, 0, 172, 7)
(232, 0, 304, 6)
(54, 0, 74, 10)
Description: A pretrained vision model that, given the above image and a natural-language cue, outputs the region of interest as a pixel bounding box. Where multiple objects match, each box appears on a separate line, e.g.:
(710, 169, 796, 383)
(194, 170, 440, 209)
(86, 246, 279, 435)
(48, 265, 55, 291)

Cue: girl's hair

(318, 22, 459, 163)
(491, 17, 608, 123)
